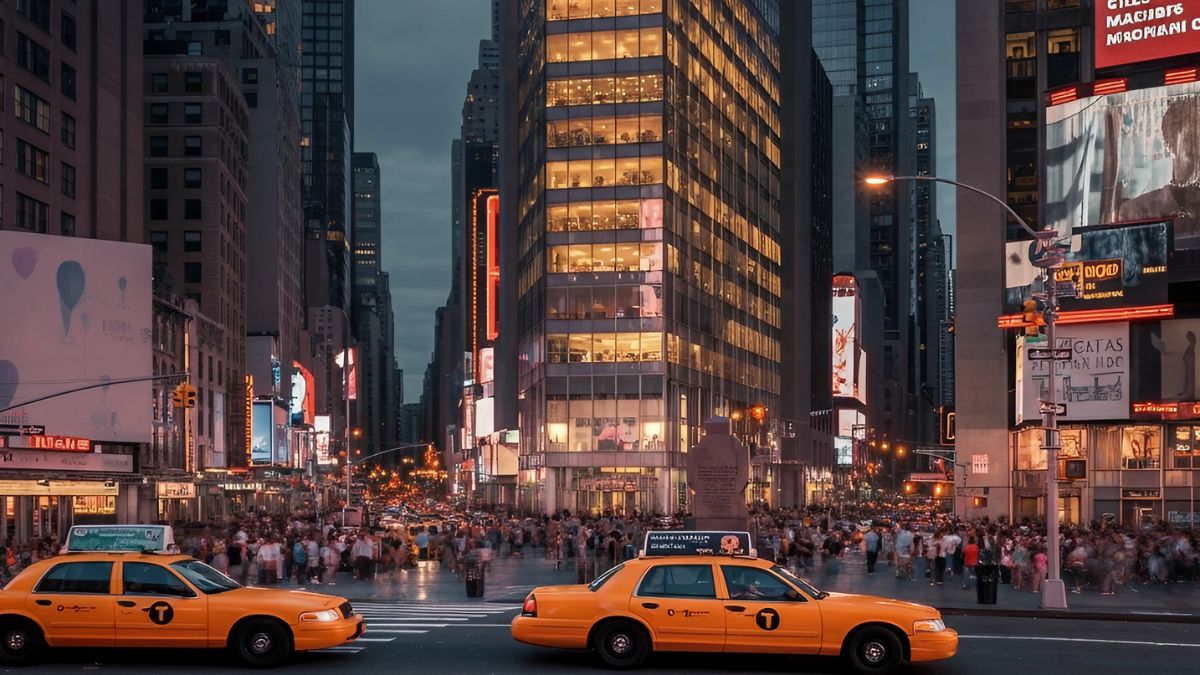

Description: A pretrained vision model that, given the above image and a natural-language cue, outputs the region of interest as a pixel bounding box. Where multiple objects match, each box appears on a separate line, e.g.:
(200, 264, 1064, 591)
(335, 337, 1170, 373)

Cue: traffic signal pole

(1040, 267, 1068, 609)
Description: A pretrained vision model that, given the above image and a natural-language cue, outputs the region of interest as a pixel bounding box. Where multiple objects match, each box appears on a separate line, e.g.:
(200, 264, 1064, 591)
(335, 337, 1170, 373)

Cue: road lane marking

(446, 623, 513, 628)
(362, 617, 470, 622)
(313, 646, 366, 653)
(356, 636, 403, 641)
(367, 625, 449, 629)
(960, 635, 1200, 648)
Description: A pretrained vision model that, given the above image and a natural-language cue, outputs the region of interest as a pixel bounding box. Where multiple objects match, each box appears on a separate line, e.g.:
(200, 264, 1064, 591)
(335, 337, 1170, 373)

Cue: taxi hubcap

(6, 631, 25, 652)
(249, 632, 273, 655)
(609, 633, 632, 655)
(863, 640, 886, 663)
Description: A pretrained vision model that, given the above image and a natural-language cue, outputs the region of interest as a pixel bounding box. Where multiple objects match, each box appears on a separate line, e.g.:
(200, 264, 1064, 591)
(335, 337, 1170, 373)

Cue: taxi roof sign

(642, 530, 753, 558)
(65, 525, 177, 553)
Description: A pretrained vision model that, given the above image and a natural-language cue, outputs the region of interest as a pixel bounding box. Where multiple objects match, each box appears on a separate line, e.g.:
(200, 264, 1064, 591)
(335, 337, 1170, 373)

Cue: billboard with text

(1095, 0, 1200, 69)
(1015, 322, 1130, 424)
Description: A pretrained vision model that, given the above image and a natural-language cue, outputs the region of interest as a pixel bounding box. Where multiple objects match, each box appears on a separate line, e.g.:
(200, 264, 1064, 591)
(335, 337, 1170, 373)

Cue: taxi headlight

(913, 619, 945, 633)
(300, 609, 341, 623)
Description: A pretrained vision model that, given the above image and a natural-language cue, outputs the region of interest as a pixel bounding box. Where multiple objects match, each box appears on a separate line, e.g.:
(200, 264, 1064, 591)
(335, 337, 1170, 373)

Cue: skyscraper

(301, 0, 355, 312)
(498, 0, 831, 514)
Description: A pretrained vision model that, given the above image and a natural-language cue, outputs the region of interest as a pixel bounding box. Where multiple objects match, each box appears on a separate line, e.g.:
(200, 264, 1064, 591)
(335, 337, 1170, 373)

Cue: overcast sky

(357, 0, 957, 403)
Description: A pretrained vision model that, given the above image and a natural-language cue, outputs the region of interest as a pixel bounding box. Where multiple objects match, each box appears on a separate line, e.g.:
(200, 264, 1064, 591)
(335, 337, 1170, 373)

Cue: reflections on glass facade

(515, 0, 783, 515)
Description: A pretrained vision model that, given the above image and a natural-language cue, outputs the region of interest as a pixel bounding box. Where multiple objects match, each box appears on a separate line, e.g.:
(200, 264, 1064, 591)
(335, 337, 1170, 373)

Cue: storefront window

(1171, 426, 1200, 469)
(1121, 425, 1162, 469)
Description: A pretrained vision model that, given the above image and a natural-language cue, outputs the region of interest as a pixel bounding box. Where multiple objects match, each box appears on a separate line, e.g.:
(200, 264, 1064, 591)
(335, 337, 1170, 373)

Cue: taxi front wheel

(232, 618, 293, 668)
(0, 618, 45, 666)
(846, 627, 903, 675)
(592, 620, 650, 669)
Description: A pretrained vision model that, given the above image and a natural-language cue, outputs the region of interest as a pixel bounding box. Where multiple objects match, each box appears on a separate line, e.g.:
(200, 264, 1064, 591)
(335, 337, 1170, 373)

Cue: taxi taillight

(522, 594, 537, 617)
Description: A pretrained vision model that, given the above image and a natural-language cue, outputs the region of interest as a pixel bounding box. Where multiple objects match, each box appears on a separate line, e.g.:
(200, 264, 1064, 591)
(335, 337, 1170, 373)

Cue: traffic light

(1059, 458, 1087, 481)
(171, 384, 186, 408)
(1022, 298, 1045, 337)
(183, 384, 197, 408)
(748, 404, 767, 422)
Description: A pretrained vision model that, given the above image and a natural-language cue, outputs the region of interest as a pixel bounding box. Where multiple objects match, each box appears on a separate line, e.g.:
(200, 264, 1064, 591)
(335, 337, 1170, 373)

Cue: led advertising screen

(1095, 0, 1200, 69)
(0, 231, 152, 443)
(832, 275, 865, 403)
(1046, 82, 1200, 250)
(251, 401, 273, 466)
(834, 436, 854, 467)
(1004, 220, 1170, 312)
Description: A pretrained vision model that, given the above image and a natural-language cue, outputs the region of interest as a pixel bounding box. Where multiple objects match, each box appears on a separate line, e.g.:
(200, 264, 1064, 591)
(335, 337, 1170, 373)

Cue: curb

(937, 606, 1200, 623)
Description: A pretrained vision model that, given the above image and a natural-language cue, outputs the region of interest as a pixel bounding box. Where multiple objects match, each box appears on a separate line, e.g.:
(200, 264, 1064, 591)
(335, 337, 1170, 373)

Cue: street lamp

(865, 173, 1069, 610)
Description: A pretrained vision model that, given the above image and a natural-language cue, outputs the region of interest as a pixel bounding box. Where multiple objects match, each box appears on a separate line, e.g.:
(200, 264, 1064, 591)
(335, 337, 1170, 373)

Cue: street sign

(1039, 401, 1067, 415)
(0, 424, 45, 435)
(1028, 348, 1072, 361)
(1055, 280, 1079, 298)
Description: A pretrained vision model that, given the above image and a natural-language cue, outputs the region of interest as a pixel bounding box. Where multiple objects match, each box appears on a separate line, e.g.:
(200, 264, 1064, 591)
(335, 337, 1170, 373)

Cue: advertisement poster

(273, 404, 290, 466)
(1004, 221, 1169, 312)
(832, 275, 865, 403)
(251, 401, 273, 465)
(1046, 82, 1200, 251)
(212, 391, 226, 468)
(834, 436, 853, 466)
(1160, 319, 1200, 402)
(1094, 0, 1200, 69)
(1016, 323, 1130, 424)
(0, 231, 153, 443)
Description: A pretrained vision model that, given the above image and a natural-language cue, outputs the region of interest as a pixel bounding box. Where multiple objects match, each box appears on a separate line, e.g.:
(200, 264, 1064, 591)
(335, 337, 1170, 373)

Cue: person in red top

(962, 535, 980, 591)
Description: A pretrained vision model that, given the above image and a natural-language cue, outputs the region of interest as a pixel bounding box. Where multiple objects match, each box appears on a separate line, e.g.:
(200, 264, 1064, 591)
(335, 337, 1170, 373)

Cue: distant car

(512, 548, 956, 673)
(0, 551, 364, 667)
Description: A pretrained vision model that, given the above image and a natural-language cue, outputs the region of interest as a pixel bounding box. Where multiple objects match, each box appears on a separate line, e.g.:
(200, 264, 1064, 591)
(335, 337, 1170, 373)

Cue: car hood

(219, 586, 346, 608)
(819, 591, 937, 615)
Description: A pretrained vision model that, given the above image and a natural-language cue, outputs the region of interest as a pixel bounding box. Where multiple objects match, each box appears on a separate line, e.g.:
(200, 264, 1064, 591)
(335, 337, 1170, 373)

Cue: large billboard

(1004, 220, 1170, 312)
(0, 231, 152, 443)
(289, 361, 315, 426)
(1015, 322, 1130, 424)
(832, 275, 866, 403)
(251, 400, 273, 465)
(1095, 0, 1200, 69)
(1046, 81, 1200, 250)
(1159, 319, 1200, 401)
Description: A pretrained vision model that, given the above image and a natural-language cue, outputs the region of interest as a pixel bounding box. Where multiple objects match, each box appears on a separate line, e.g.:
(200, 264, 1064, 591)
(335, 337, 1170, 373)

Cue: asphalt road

(14, 613, 1200, 674)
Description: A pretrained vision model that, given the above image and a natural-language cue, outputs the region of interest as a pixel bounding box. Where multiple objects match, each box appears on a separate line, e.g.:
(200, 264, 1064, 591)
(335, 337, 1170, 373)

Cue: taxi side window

(636, 564, 715, 599)
(123, 562, 195, 597)
(721, 566, 798, 601)
(34, 562, 113, 594)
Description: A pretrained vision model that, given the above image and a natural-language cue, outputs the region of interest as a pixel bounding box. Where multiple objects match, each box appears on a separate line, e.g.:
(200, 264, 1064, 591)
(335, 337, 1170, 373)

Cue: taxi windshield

(771, 564, 827, 599)
(588, 562, 625, 591)
(171, 560, 241, 594)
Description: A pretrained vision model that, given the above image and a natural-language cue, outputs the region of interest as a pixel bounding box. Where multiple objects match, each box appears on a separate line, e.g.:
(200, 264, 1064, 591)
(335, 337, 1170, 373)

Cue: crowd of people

(2, 503, 1198, 598)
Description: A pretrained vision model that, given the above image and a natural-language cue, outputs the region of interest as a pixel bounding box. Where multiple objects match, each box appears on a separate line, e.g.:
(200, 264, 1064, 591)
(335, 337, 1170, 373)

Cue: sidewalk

(314, 550, 1200, 622)
(803, 549, 1200, 622)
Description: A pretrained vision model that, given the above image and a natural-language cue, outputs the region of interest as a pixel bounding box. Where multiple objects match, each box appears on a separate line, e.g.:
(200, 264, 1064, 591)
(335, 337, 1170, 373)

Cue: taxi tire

(0, 618, 45, 666)
(845, 626, 903, 675)
(592, 620, 649, 669)
(231, 618, 293, 668)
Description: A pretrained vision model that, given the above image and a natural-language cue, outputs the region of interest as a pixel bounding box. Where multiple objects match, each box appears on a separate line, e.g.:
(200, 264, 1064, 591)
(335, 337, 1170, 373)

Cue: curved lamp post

(864, 174, 1069, 610)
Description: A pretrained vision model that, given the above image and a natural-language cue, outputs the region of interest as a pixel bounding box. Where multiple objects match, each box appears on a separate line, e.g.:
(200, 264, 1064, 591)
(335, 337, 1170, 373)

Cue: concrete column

(15, 497, 32, 545)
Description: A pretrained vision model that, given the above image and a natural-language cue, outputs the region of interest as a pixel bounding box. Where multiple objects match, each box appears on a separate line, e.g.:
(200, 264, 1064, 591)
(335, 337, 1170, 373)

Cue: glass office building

(511, 0, 788, 514)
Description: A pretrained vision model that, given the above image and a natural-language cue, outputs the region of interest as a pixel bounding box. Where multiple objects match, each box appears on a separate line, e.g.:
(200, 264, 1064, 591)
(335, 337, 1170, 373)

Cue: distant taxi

(0, 527, 364, 667)
(511, 531, 956, 674)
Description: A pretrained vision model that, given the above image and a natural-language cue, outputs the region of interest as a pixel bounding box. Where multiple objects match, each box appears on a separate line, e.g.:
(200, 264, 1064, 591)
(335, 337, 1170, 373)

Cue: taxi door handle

(725, 606, 745, 612)
(641, 602, 659, 609)
(117, 600, 136, 607)
(35, 600, 51, 606)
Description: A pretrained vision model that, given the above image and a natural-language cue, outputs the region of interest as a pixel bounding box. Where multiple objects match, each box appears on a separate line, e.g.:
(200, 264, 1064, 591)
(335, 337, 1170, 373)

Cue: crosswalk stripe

(363, 630, 426, 635)
(355, 637, 401, 642)
(368, 627, 443, 632)
(312, 646, 365, 653)
(362, 617, 471, 622)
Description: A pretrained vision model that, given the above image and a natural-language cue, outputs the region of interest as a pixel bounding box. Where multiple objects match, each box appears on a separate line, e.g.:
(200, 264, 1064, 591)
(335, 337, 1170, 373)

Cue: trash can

(464, 560, 485, 598)
(975, 564, 999, 605)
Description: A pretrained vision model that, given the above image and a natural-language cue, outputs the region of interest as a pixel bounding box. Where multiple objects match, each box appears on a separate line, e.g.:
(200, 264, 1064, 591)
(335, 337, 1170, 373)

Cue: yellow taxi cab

(512, 531, 956, 674)
(0, 525, 364, 667)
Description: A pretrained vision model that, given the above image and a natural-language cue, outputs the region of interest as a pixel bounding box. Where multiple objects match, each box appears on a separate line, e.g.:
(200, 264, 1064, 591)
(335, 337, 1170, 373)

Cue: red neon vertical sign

(486, 195, 500, 341)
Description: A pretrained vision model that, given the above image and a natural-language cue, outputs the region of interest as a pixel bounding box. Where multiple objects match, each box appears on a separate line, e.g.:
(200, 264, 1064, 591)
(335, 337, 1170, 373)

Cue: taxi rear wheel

(0, 618, 45, 666)
(846, 626, 903, 675)
(592, 620, 649, 669)
(232, 618, 292, 668)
